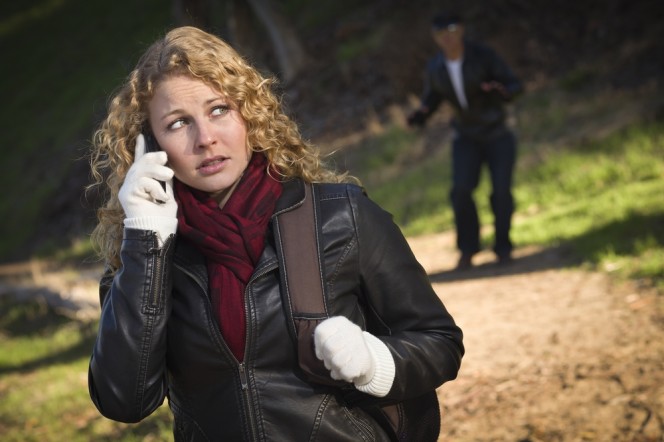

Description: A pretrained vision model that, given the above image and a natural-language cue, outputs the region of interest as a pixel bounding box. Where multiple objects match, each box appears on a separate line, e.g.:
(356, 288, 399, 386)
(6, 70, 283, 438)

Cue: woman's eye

(168, 119, 186, 130)
(211, 105, 230, 117)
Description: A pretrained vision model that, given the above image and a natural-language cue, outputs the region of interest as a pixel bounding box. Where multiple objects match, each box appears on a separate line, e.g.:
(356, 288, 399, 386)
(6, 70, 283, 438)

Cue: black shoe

(455, 253, 474, 271)
(496, 252, 513, 265)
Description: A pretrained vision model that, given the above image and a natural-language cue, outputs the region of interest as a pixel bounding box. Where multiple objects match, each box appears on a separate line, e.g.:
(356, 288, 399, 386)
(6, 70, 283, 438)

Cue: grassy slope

(0, 0, 171, 259)
(0, 298, 173, 441)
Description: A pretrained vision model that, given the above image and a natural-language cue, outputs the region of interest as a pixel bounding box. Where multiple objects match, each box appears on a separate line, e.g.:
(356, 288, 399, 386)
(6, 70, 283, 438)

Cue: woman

(88, 26, 463, 441)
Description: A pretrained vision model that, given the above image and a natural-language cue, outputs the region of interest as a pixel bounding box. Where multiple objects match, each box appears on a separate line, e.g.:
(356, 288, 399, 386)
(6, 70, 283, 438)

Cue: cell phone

(142, 131, 167, 195)
(143, 131, 161, 153)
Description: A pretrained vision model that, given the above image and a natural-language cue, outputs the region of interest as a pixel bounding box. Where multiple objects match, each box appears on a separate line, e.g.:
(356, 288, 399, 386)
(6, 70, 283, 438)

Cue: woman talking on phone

(87, 26, 463, 441)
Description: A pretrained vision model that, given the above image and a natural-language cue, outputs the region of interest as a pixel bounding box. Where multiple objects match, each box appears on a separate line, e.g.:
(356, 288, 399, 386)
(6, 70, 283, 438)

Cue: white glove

(314, 316, 396, 397)
(118, 134, 178, 245)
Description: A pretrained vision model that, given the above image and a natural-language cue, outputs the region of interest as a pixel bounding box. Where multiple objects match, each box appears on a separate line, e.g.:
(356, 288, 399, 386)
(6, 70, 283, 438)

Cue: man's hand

(481, 81, 509, 97)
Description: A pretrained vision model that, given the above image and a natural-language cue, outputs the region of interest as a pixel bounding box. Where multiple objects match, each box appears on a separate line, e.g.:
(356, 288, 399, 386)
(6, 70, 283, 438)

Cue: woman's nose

(195, 121, 216, 149)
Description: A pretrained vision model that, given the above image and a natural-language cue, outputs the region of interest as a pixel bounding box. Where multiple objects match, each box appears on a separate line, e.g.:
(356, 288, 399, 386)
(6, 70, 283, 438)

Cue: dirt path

(1, 232, 663, 441)
(407, 232, 664, 441)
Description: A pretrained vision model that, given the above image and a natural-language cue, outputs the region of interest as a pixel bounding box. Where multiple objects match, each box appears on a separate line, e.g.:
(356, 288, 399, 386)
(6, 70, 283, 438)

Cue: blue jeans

(450, 130, 516, 256)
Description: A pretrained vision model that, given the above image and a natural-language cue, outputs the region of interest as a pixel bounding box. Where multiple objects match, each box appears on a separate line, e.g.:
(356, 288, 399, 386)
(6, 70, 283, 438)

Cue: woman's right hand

(118, 134, 178, 244)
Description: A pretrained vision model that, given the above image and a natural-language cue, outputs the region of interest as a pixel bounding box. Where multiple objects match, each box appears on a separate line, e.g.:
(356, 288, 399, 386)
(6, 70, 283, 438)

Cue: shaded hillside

(285, 0, 664, 144)
(2, 0, 663, 262)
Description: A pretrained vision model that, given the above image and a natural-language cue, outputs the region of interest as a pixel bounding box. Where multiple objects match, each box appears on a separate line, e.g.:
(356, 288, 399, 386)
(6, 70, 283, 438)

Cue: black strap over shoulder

(275, 182, 439, 442)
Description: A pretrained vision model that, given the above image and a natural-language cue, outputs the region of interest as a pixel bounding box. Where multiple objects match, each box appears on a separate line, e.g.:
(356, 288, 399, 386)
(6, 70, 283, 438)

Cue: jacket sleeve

(420, 57, 446, 114)
(88, 228, 174, 423)
(485, 45, 523, 100)
(348, 186, 464, 400)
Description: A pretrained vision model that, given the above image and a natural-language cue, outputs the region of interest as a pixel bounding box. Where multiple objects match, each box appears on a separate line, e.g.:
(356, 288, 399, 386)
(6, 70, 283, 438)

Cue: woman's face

(147, 75, 251, 204)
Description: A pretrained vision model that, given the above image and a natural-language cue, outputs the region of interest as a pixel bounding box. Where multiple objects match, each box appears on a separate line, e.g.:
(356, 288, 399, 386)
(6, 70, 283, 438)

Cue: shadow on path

(429, 211, 664, 284)
(428, 245, 580, 283)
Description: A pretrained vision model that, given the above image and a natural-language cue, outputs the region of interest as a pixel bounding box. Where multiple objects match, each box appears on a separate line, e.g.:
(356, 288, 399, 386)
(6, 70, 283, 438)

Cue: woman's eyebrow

(159, 97, 226, 121)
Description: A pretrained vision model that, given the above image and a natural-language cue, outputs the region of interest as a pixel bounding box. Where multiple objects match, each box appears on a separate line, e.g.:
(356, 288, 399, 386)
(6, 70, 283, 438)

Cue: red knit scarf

(174, 153, 282, 360)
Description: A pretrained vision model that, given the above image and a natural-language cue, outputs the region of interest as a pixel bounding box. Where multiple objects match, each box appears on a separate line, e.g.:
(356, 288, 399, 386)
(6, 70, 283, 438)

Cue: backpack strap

(278, 182, 325, 313)
(276, 182, 439, 441)
(276, 182, 343, 386)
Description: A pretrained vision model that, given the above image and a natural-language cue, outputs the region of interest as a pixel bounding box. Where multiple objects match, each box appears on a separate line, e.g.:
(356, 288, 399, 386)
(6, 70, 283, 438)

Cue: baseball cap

(432, 12, 463, 31)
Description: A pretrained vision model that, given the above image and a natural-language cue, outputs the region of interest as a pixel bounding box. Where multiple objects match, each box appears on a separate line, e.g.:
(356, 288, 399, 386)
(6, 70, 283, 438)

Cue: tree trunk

(244, 0, 308, 83)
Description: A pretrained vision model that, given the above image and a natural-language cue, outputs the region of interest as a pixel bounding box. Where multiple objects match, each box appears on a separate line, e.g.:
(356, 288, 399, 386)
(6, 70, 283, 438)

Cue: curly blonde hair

(89, 26, 351, 269)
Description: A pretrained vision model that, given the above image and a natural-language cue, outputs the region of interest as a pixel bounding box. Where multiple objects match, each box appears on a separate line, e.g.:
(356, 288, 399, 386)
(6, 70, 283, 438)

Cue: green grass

(0, 298, 173, 441)
(512, 124, 664, 288)
(0, 0, 172, 259)
(344, 122, 664, 290)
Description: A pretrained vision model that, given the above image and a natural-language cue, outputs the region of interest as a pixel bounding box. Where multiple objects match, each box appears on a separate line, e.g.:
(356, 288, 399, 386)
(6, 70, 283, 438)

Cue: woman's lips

(197, 156, 228, 175)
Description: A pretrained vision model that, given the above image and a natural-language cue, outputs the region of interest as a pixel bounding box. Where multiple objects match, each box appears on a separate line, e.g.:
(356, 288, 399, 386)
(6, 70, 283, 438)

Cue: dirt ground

(2, 231, 663, 441)
(406, 233, 664, 442)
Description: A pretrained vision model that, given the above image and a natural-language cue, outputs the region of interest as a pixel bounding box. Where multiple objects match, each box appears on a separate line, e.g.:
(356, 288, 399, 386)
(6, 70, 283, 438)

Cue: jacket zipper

(237, 361, 258, 440)
(237, 265, 275, 440)
(238, 362, 249, 390)
(149, 235, 172, 309)
(174, 260, 277, 440)
(151, 258, 163, 308)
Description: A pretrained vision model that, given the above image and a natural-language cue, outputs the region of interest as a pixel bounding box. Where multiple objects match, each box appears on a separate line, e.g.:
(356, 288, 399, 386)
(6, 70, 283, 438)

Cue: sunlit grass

(0, 299, 174, 442)
(357, 122, 664, 290)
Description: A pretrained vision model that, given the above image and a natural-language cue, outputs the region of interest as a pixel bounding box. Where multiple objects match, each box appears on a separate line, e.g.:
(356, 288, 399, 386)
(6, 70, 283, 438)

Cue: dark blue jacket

(421, 40, 523, 140)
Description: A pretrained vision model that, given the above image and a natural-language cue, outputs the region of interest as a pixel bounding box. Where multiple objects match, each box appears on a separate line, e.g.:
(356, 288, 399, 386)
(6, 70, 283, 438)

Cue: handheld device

(143, 131, 161, 153)
(142, 131, 167, 196)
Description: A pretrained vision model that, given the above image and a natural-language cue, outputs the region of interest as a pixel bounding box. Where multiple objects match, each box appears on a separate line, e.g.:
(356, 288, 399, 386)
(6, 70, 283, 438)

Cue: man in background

(408, 11, 523, 270)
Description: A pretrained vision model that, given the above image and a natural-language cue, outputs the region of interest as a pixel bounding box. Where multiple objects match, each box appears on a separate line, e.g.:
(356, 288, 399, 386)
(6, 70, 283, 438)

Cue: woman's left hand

(314, 316, 396, 397)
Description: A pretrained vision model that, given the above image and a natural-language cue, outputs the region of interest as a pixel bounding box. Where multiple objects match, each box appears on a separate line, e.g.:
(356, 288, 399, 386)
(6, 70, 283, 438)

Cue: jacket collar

(272, 178, 306, 217)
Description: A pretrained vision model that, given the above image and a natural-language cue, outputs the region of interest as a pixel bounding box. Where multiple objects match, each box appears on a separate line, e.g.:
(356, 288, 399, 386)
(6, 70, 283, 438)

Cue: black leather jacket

(420, 40, 523, 140)
(89, 179, 464, 441)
